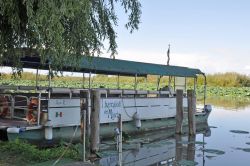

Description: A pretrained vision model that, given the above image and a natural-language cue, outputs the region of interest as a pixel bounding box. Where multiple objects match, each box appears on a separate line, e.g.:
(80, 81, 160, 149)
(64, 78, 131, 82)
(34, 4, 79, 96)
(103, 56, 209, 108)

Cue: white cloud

(114, 50, 250, 75)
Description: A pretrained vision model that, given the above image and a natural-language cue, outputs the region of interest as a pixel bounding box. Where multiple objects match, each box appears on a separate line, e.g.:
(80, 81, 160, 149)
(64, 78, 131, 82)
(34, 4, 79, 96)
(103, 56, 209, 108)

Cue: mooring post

(90, 90, 100, 153)
(187, 135, 196, 161)
(176, 89, 183, 134)
(175, 134, 183, 162)
(80, 90, 88, 161)
(187, 90, 196, 135)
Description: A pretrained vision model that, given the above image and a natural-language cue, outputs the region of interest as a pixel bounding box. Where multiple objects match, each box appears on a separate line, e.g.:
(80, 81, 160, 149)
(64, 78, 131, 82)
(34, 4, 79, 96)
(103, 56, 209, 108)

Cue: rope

(52, 125, 79, 166)
(121, 96, 135, 119)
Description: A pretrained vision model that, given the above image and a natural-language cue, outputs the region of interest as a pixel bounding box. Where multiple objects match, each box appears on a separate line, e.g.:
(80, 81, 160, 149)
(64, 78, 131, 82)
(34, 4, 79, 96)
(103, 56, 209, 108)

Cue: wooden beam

(176, 89, 183, 134)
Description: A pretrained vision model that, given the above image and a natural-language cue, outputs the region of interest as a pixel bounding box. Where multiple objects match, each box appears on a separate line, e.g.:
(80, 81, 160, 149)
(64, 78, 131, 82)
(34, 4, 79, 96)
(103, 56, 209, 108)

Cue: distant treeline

(0, 72, 250, 88)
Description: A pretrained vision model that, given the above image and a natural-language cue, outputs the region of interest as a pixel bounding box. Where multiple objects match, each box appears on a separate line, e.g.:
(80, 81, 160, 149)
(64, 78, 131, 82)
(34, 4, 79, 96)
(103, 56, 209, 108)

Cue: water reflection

(199, 97, 250, 110)
(97, 98, 250, 166)
(97, 124, 211, 166)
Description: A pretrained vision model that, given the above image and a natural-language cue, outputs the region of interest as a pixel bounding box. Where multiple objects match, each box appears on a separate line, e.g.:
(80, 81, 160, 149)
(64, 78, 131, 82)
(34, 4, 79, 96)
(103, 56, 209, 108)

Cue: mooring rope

(121, 96, 134, 119)
(52, 125, 79, 166)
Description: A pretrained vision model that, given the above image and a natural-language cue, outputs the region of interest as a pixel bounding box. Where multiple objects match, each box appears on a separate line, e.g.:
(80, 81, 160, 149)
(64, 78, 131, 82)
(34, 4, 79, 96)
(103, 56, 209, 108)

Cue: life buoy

(0, 96, 10, 118)
(26, 98, 38, 123)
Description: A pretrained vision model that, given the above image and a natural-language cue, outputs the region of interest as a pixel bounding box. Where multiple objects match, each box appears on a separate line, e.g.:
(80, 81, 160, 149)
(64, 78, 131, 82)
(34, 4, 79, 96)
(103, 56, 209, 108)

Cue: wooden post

(90, 90, 100, 153)
(175, 134, 183, 162)
(187, 135, 196, 161)
(80, 90, 89, 161)
(176, 89, 183, 134)
(187, 90, 196, 135)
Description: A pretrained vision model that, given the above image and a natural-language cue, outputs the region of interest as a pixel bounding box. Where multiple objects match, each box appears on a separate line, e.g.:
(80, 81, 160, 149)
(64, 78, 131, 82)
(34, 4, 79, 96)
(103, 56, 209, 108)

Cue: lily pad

(203, 149, 225, 155)
(209, 126, 218, 128)
(177, 141, 194, 145)
(230, 130, 249, 134)
(195, 141, 207, 145)
(178, 159, 198, 166)
(242, 148, 250, 152)
(206, 155, 217, 159)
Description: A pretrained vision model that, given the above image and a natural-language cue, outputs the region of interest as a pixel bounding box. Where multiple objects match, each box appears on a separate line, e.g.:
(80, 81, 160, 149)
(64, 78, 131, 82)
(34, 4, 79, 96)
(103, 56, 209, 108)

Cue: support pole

(88, 72, 91, 89)
(173, 76, 176, 91)
(35, 68, 39, 89)
(37, 93, 41, 126)
(82, 73, 85, 89)
(187, 90, 196, 135)
(90, 90, 100, 153)
(156, 76, 161, 91)
(176, 89, 183, 134)
(144, 76, 147, 90)
(48, 64, 52, 88)
(134, 74, 137, 90)
(203, 74, 207, 109)
(117, 75, 120, 89)
(193, 77, 197, 92)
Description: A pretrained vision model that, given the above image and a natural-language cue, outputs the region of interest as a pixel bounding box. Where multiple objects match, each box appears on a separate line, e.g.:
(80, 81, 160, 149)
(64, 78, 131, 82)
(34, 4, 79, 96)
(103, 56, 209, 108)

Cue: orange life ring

(0, 96, 10, 118)
(26, 98, 38, 123)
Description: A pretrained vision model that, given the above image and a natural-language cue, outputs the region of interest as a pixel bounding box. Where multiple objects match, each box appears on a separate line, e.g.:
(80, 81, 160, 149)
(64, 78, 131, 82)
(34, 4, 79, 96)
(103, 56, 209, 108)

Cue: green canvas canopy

(3, 56, 204, 77)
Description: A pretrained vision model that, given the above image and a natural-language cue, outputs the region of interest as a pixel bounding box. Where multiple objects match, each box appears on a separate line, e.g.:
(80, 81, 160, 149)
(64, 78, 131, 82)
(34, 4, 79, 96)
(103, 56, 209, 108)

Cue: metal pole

(118, 114, 122, 166)
(82, 107, 86, 162)
(203, 133, 205, 166)
(88, 72, 91, 89)
(185, 77, 187, 92)
(35, 68, 39, 89)
(134, 74, 137, 90)
(48, 64, 51, 88)
(168, 76, 170, 87)
(203, 74, 207, 109)
(117, 75, 120, 89)
(37, 93, 41, 126)
(144, 76, 148, 90)
(173, 76, 176, 91)
(193, 77, 197, 92)
(82, 73, 85, 89)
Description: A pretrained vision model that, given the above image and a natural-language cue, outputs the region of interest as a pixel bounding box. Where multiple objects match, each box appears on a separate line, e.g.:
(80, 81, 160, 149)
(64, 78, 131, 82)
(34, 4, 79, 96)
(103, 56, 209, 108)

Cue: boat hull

(5, 112, 210, 144)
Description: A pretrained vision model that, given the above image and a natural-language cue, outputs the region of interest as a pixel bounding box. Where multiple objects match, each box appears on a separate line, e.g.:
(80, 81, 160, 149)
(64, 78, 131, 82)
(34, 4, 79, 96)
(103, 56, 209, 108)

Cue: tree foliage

(0, 0, 141, 70)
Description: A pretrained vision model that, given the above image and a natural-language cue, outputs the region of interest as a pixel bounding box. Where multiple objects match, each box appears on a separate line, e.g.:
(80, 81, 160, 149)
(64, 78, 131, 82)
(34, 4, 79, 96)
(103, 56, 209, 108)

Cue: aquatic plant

(0, 139, 81, 165)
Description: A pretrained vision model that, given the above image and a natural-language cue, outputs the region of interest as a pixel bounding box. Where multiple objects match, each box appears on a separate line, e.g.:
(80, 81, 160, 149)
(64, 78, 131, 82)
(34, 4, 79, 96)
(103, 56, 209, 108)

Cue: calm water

(97, 97, 250, 166)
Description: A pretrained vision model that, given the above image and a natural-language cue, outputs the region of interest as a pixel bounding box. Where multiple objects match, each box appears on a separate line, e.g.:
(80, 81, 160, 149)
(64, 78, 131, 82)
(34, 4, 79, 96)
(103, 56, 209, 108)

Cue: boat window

(175, 77, 186, 92)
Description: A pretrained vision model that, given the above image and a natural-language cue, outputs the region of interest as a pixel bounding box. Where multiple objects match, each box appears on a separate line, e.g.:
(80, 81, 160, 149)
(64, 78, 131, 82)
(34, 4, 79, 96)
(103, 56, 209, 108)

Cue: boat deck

(0, 118, 30, 129)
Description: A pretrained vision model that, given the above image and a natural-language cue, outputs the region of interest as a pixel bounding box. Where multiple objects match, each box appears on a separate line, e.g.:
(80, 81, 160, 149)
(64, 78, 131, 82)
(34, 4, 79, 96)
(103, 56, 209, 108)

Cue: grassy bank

(0, 139, 81, 166)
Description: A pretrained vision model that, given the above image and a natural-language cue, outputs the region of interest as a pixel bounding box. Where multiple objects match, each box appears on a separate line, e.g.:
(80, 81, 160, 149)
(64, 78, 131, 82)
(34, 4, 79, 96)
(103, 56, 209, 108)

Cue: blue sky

(102, 0, 250, 74)
(2, 1, 249, 75)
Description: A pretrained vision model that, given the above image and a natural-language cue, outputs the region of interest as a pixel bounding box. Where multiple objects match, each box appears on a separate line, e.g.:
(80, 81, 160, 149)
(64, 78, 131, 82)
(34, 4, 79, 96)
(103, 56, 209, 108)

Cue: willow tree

(0, 0, 141, 70)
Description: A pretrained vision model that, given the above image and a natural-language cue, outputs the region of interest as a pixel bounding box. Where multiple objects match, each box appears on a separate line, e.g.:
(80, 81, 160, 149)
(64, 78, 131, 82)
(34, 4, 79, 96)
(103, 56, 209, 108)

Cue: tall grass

(1, 72, 250, 87)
